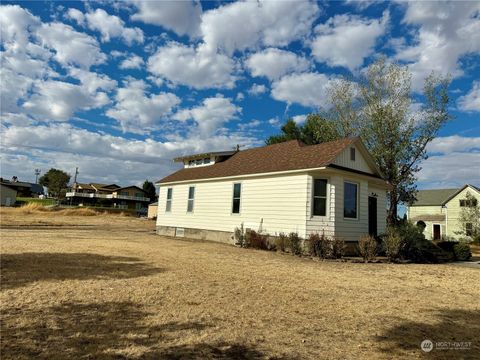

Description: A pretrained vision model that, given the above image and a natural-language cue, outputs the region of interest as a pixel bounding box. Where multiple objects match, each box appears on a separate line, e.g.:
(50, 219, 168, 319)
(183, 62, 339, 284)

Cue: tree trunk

(387, 189, 398, 227)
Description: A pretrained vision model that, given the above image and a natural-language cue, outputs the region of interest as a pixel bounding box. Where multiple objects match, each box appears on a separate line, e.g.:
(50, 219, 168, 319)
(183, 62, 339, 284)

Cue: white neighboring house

(407, 184, 480, 241)
(155, 138, 390, 248)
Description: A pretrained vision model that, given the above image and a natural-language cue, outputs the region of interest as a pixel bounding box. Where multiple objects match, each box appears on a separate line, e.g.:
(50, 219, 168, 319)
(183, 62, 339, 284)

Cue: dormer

(174, 150, 237, 169)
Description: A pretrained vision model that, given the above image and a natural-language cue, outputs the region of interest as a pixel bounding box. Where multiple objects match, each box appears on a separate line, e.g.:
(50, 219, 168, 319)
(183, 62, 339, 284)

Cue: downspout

(444, 204, 448, 238)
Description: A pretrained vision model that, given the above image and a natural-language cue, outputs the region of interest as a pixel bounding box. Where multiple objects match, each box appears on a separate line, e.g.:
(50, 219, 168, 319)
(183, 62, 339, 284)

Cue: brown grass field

(1, 207, 479, 359)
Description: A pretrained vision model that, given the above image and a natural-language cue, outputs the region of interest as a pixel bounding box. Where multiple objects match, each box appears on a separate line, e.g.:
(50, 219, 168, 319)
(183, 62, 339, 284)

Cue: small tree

(456, 191, 480, 242)
(142, 180, 157, 202)
(38, 168, 70, 199)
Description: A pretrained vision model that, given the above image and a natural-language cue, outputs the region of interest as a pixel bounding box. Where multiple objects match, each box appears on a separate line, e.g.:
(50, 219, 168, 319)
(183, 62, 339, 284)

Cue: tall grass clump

(358, 235, 377, 262)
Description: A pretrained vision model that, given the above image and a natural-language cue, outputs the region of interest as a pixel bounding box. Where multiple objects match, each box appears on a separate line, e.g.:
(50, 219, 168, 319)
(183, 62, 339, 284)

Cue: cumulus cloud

(395, 2, 480, 90)
(84, 8, 143, 45)
(119, 54, 144, 70)
(106, 79, 180, 133)
(427, 135, 480, 154)
(129, 0, 202, 38)
(457, 81, 480, 112)
(65, 8, 85, 26)
(311, 12, 388, 71)
(173, 95, 241, 135)
(292, 114, 307, 124)
(271, 72, 333, 108)
(200, 0, 320, 55)
(147, 42, 237, 89)
(248, 84, 267, 96)
(245, 48, 310, 80)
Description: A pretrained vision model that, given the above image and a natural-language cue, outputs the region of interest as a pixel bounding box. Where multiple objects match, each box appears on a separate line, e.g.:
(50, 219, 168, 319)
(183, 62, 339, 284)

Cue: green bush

(288, 232, 302, 256)
(275, 233, 288, 252)
(383, 227, 404, 261)
(453, 241, 472, 261)
(358, 235, 377, 262)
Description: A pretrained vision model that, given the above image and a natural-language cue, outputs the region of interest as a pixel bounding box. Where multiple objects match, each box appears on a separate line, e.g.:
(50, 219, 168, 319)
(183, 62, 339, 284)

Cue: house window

(196, 159, 203, 165)
(466, 223, 473, 236)
(188, 160, 195, 166)
(350, 147, 356, 161)
(135, 192, 143, 198)
(460, 199, 477, 207)
(312, 179, 327, 216)
(187, 186, 195, 212)
(166, 188, 173, 212)
(232, 183, 241, 214)
(120, 191, 129, 196)
(204, 157, 211, 164)
(344, 182, 358, 219)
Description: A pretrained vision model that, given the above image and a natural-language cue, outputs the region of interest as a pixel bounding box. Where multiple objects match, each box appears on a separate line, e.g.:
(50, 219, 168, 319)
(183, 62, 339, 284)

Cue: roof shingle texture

(159, 138, 358, 184)
(412, 189, 459, 206)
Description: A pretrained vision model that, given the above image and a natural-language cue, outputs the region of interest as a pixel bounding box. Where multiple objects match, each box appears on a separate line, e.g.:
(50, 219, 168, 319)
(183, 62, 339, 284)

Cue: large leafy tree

(267, 59, 451, 226)
(142, 180, 157, 203)
(266, 115, 340, 145)
(38, 168, 70, 198)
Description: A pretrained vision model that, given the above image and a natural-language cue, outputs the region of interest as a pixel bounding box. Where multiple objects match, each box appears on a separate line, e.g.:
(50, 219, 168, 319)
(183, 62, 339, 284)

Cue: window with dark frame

(350, 147, 356, 161)
(466, 223, 473, 236)
(187, 186, 195, 213)
(460, 198, 477, 207)
(344, 182, 358, 219)
(313, 179, 327, 216)
(232, 183, 241, 214)
(204, 157, 211, 164)
(166, 188, 173, 212)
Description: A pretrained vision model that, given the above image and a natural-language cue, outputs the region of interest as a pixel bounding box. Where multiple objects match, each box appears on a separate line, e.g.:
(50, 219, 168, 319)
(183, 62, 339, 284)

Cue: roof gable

(158, 137, 379, 184)
(444, 184, 480, 205)
(412, 184, 480, 206)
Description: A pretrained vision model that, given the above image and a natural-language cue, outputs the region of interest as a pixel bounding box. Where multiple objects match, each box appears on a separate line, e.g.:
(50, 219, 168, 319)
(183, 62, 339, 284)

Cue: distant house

(408, 184, 480, 240)
(156, 138, 390, 247)
(0, 184, 17, 206)
(66, 182, 150, 211)
(0, 178, 44, 197)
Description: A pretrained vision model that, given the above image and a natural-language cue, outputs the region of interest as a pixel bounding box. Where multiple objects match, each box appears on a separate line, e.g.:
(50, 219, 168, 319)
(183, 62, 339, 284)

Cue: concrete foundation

(156, 225, 234, 244)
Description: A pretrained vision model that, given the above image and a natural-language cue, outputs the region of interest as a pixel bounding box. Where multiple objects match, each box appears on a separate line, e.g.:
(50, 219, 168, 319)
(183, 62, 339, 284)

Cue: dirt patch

(1, 208, 479, 359)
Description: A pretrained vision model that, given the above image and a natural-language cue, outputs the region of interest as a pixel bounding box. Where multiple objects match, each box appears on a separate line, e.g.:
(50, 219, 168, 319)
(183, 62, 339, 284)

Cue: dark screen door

(368, 196, 377, 237)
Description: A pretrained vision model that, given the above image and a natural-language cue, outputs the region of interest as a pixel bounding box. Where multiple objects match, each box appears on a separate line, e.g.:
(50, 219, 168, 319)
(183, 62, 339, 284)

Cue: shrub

(275, 233, 288, 252)
(288, 232, 302, 256)
(331, 236, 346, 259)
(247, 230, 269, 250)
(234, 224, 246, 248)
(453, 241, 472, 261)
(306, 233, 330, 258)
(383, 227, 404, 261)
(358, 235, 377, 262)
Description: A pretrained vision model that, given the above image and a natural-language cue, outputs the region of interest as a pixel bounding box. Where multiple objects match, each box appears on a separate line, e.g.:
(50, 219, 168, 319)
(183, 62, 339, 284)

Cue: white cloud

(311, 12, 388, 71)
(236, 92, 245, 101)
(147, 42, 237, 89)
(245, 48, 310, 80)
(84, 8, 143, 45)
(68, 68, 117, 94)
(65, 8, 85, 26)
(130, 0, 202, 38)
(457, 81, 480, 112)
(292, 114, 307, 124)
(106, 79, 180, 133)
(0, 4, 40, 48)
(248, 84, 267, 96)
(201, 0, 320, 55)
(427, 135, 480, 154)
(271, 72, 333, 108)
(36, 22, 106, 68)
(173, 95, 241, 135)
(119, 54, 144, 70)
(395, 2, 480, 90)
(21, 80, 110, 121)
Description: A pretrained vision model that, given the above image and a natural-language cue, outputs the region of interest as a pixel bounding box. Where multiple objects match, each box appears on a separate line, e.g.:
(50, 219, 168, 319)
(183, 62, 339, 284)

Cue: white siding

(305, 175, 335, 237)
(333, 144, 374, 174)
(157, 174, 310, 238)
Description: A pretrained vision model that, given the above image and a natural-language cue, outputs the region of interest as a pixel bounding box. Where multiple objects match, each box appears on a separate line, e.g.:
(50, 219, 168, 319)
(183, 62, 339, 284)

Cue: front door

(433, 224, 441, 240)
(368, 196, 377, 237)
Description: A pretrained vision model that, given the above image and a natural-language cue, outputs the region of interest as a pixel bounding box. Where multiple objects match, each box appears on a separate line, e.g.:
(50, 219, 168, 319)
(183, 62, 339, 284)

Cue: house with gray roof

(407, 184, 480, 240)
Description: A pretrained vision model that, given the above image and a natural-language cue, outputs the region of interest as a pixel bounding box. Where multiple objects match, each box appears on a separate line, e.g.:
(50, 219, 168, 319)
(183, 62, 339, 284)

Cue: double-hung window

(166, 188, 173, 212)
(312, 179, 327, 216)
(187, 186, 195, 213)
(232, 183, 241, 214)
(344, 182, 358, 219)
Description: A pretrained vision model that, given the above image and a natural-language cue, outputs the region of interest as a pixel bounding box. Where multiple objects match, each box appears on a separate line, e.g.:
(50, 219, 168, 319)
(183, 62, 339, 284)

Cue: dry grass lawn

(1, 207, 479, 359)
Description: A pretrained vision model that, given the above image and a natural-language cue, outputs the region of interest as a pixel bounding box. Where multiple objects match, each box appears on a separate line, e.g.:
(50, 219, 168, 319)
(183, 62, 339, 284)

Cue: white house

(156, 138, 390, 248)
(408, 184, 480, 240)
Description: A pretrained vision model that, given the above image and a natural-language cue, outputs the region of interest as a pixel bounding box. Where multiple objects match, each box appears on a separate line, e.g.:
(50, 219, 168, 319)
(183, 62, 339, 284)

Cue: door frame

(432, 223, 441, 240)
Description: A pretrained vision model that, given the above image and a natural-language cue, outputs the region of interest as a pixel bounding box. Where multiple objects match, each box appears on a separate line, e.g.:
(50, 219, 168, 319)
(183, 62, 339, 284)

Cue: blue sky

(1, 1, 479, 189)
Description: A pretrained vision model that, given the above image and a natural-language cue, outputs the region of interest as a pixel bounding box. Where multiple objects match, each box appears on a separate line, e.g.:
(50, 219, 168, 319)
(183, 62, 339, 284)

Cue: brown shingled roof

(158, 137, 361, 184)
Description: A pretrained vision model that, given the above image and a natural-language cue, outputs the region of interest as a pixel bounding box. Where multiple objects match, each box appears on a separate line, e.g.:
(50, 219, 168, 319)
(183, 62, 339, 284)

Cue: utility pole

(34, 169, 41, 183)
(73, 167, 79, 184)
